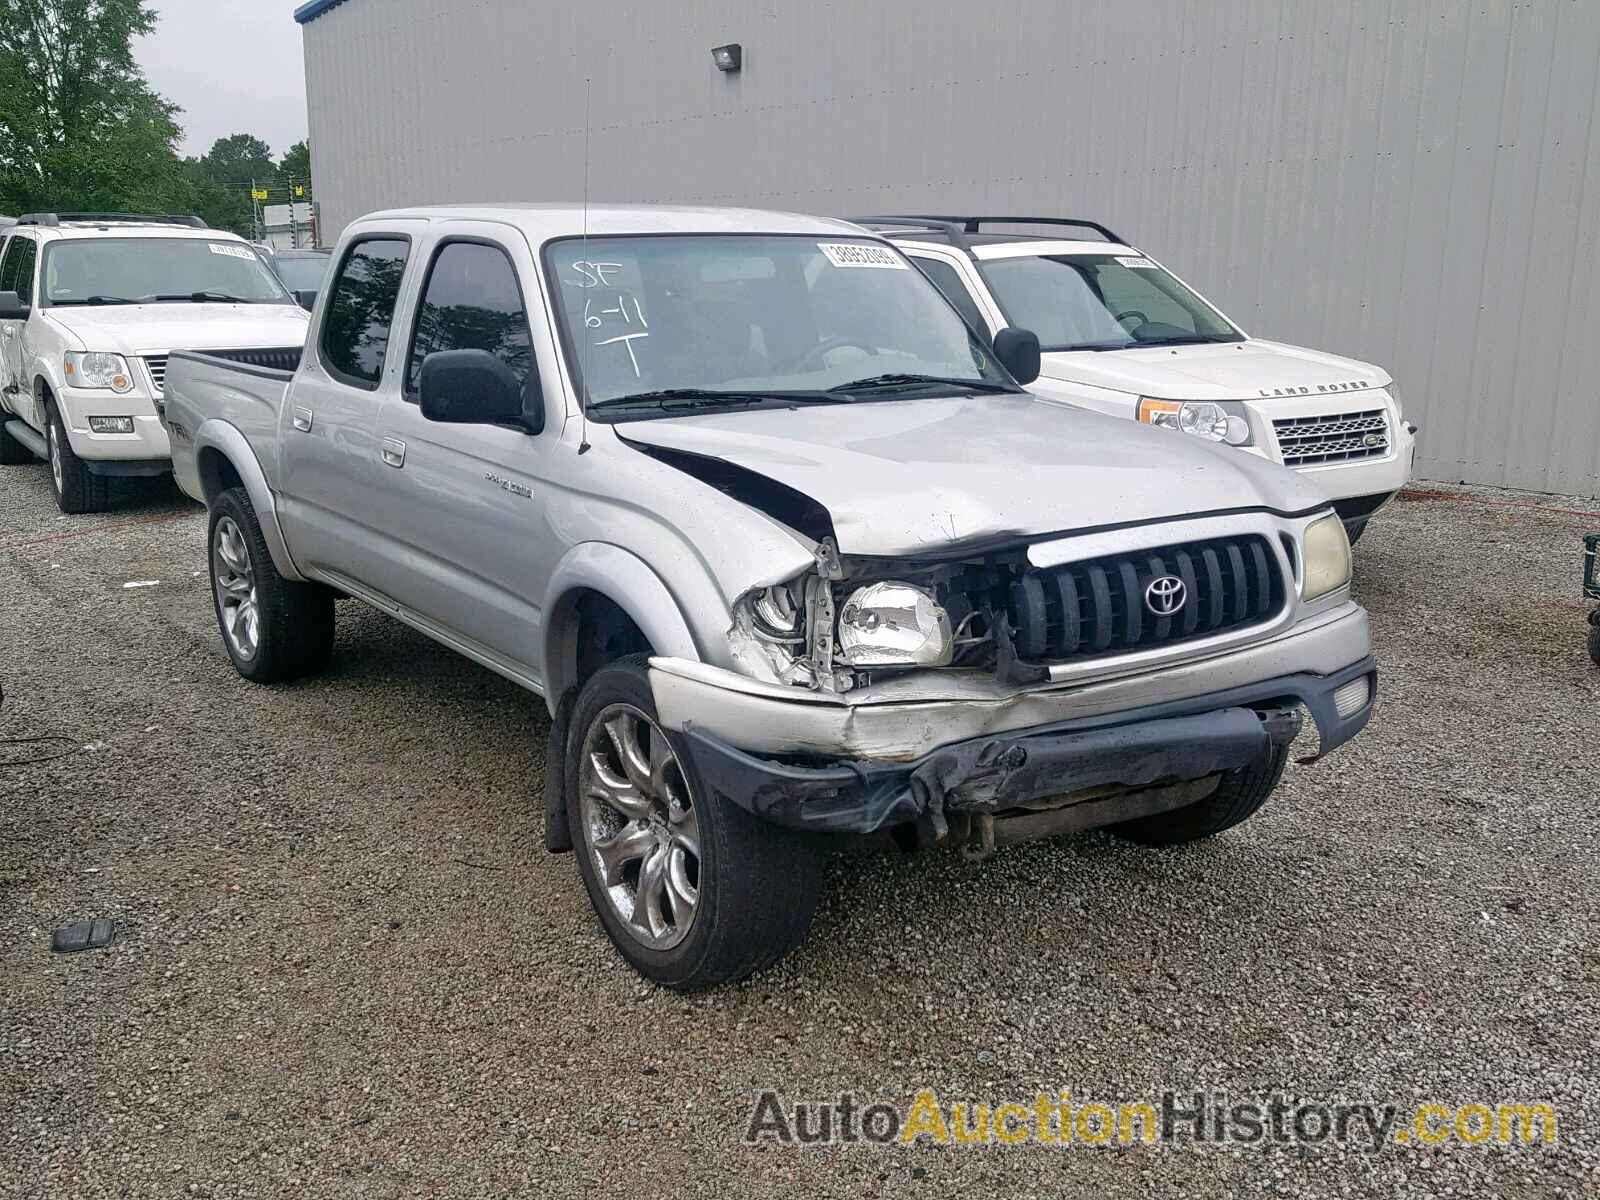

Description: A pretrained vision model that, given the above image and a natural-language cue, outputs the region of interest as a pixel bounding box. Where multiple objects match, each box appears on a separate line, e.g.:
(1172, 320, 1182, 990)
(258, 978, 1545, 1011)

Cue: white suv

(0, 212, 310, 512)
(858, 216, 1417, 542)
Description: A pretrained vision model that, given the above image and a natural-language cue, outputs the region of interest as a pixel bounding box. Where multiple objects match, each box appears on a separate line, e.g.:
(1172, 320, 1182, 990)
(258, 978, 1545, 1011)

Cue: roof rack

(17, 212, 208, 229)
(851, 216, 975, 252)
(861, 214, 1127, 247)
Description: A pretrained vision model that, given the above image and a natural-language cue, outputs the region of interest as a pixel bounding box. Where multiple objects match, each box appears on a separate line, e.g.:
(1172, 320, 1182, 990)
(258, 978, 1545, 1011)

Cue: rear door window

(320, 237, 410, 388)
(405, 240, 534, 397)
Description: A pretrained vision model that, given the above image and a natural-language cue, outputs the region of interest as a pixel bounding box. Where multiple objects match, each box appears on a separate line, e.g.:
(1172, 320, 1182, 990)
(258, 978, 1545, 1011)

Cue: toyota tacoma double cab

(162, 203, 1376, 990)
(0, 212, 309, 512)
(858, 215, 1417, 542)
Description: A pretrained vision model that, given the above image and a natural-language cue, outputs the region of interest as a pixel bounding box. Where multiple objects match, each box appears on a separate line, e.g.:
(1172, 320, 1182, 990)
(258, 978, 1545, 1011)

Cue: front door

(0, 234, 34, 421)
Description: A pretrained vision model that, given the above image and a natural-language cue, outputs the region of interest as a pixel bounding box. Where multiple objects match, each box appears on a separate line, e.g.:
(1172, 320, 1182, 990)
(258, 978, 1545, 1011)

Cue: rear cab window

(320, 237, 411, 388)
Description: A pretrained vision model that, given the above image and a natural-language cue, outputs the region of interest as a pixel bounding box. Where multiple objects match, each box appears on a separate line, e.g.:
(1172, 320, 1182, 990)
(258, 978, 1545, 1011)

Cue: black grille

(1009, 535, 1284, 663)
(205, 346, 303, 373)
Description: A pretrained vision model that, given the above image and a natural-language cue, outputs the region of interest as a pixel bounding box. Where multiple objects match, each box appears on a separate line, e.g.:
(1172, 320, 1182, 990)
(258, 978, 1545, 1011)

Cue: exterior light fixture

(711, 43, 742, 73)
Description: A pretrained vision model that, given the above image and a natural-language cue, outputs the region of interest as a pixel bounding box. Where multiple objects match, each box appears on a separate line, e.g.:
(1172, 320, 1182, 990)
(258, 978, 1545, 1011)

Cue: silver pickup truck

(164, 204, 1376, 990)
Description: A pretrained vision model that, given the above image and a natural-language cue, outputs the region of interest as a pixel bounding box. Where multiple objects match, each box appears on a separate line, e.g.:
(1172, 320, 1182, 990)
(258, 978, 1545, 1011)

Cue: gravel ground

(1, 462, 1596, 1198)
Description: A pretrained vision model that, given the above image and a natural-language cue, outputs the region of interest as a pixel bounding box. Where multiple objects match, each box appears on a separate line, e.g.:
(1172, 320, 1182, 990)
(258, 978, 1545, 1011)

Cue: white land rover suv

(858, 216, 1417, 542)
(0, 212, 310, 512)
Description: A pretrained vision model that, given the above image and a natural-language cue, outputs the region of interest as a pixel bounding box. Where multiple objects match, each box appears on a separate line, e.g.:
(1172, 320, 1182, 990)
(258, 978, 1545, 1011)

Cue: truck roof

(351, 202, 870, 241)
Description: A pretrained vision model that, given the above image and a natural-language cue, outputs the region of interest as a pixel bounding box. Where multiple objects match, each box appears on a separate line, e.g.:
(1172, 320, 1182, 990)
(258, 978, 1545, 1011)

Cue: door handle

(291, 405, 313, 432)
(380, 436, 406, 468)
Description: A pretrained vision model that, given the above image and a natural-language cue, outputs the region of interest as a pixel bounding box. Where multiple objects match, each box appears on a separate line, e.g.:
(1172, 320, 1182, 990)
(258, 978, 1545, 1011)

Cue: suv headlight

(1302, 514, 1352, 600)
(65, 352, 134, 393)
(837, 581, 952, 667)
(1138, 397, 1249, 446)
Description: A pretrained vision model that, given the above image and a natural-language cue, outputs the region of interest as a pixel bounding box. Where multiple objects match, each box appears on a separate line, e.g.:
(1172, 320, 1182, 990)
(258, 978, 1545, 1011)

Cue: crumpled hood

(43, 303, 310, 355)
(1039, 338, 1390, 402)
(618, 394, 1331, 556)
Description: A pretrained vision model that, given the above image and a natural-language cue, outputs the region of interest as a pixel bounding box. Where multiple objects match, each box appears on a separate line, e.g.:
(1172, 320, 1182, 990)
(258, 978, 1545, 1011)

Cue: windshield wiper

(51, 295, 136, 306)
(139, 291, 254, 304)
(1131, 333, 1241, 347)
(827, 373, 1020, 396)
(589, 387, 844, 412)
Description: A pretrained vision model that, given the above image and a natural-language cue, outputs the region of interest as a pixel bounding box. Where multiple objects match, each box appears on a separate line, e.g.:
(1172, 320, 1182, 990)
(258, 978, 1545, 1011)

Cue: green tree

(186, 133, 275, 234)
(0, 0, 192, 215)
(278, 140, 310, 190)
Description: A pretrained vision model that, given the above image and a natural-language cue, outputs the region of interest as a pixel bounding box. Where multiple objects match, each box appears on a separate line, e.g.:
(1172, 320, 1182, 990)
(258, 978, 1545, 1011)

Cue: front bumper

(56, 385, 170, 463)
(676, 657, 1376, 836)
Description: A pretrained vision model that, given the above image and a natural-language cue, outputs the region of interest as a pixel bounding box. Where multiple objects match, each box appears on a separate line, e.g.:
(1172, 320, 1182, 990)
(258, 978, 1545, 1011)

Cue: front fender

(192, 418, 306, 582)
(542, 542, 703, 708)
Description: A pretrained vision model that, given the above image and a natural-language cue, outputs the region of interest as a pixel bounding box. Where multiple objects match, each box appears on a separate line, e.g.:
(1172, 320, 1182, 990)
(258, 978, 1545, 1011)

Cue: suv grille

(1273, 409, 1389, 467)
(1009, 535, 1284, 663)
(142, 355, 167, 394)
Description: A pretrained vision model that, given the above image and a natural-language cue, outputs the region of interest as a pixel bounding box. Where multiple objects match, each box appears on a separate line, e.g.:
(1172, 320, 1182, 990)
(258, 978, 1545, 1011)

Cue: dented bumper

(649, 604, 1375, 836)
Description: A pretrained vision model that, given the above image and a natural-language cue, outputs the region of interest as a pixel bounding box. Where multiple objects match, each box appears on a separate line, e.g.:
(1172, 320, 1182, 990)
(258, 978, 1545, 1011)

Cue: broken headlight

(837, 581, 952, 667)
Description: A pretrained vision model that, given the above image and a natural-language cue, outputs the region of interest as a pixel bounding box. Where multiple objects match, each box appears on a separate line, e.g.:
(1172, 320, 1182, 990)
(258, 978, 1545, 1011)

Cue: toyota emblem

(1144, 575, 1187, 616)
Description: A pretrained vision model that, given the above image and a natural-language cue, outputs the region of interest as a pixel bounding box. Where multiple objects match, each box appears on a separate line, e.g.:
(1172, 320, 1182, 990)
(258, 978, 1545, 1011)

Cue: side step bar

(5, 418, 46, 460)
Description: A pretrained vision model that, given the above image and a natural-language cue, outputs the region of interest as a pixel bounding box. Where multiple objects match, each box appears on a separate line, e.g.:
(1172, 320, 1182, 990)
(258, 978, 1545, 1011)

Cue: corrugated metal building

(296, 0, 1600, 495)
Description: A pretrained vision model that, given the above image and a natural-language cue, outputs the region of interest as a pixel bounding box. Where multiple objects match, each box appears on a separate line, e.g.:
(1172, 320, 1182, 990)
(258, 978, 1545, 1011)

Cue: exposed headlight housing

(1302, 514, 1352, 600)
(1138, 397, 1249, 445)
(837, 581, 952, 667)
(65, 352, 134, 393)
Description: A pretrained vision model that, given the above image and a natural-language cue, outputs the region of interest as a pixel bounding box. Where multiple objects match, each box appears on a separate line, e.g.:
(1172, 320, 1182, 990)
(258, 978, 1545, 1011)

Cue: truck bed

(163, 348, 302, 504)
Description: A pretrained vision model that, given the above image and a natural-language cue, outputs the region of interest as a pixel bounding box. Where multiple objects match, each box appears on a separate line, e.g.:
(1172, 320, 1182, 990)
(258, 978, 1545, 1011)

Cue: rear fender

(193, 419, 306, 581)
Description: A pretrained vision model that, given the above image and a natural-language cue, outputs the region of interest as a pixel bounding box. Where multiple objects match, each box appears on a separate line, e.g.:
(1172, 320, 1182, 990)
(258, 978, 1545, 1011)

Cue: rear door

(275, 225, 424, 589)
(364, 222, 562, 678)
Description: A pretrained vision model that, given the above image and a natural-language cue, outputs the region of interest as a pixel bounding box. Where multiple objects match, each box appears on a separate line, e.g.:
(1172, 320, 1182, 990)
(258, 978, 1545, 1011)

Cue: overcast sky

(135, 1, 309, 160)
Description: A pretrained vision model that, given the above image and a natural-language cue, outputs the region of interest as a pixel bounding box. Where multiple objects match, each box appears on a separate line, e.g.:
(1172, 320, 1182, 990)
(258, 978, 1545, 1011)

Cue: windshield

(43, 237, 293, 305)
(545, 235, 1013, 410)
(271, 253, 331, 292)
(980, 253, 1242, 351)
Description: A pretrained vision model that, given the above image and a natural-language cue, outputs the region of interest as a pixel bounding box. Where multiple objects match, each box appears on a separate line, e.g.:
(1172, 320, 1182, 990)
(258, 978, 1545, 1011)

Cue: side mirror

(293, 289, 318, 312)
(992, 327, 1041, 386)
(0, 290, 27, 320)
(419, 348, 542, 432)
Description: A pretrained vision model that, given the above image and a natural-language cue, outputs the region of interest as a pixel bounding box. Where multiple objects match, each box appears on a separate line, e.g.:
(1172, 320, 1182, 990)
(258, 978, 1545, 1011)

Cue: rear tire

(46, 399, 109, 513)
(565, 655, 822, 990)
(1587, 623, 1600, 667)
(1112, 744, 1290, 846)
(208, 486, 335, 683)
(0, 417, 31, 464)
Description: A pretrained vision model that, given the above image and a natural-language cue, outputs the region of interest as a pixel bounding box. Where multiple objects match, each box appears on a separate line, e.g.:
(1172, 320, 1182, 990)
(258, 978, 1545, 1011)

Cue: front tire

(1345, 518, 1369, 545)
(208, 486, 335, 683)
(565, 656, 822, 990)
(1112, 744, 1290, 846)
(46, 399, 109, 513)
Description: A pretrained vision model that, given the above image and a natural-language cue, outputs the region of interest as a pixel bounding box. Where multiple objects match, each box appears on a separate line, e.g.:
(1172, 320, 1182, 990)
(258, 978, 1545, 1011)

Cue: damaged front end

(729, 535, 1026, 694)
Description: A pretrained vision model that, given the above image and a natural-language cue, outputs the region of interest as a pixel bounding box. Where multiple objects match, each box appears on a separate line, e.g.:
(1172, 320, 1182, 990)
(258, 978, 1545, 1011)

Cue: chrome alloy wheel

(579, 703, 701, 949)
(212, 515, 261, 661)
(47, 419, 63, 493)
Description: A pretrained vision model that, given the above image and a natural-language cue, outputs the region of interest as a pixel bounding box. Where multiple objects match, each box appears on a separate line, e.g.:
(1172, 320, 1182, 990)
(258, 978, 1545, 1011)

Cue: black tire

(45, 398, 109, 513)
(565, 655, 822, 990)
(1111, 744, 1290, 846)
(208, 486, 335, 683)
(1345, 518, 1368, 545)
(1588, 623, 1600, 667)
(0, 416, 32, 464)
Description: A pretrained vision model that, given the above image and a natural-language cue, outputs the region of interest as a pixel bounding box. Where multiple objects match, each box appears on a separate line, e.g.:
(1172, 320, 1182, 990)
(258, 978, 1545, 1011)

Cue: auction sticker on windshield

(1116, 255, 1158, 269)
(208, 243, 257, 260)
(818, 242, 908, 269)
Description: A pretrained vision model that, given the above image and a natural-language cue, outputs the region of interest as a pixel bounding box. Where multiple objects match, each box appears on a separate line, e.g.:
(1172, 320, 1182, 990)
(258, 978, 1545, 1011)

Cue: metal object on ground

(52, 919, 114, 952)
